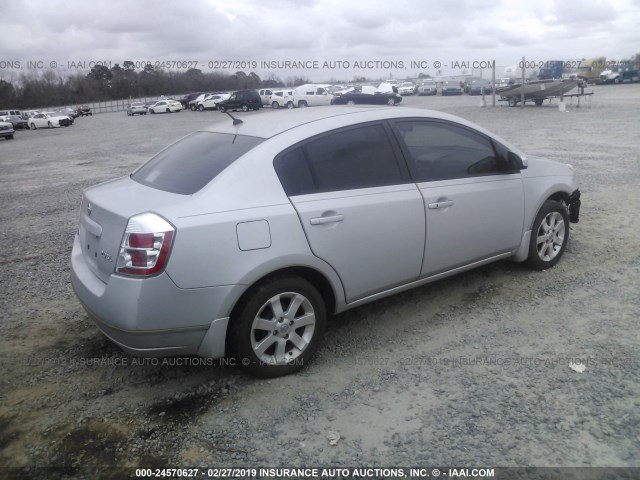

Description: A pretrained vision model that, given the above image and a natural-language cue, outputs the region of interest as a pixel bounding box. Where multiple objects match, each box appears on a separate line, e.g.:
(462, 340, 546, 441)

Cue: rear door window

(275, 123, 406, 195)
(131, 132, 263, 195)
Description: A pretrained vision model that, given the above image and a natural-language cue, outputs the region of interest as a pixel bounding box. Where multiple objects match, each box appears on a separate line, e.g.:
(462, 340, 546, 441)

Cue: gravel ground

(0, 85, 639, 477)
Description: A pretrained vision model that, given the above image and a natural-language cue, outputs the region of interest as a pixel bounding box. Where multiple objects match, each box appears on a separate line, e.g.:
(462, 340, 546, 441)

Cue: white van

(292, 84, 334, 107)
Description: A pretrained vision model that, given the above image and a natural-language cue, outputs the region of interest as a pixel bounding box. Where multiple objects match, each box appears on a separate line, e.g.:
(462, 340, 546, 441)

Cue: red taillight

(116, 213, 175, 276)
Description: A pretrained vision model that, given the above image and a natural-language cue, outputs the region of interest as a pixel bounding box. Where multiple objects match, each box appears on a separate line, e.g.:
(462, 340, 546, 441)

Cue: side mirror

(510, 152, 527, 170)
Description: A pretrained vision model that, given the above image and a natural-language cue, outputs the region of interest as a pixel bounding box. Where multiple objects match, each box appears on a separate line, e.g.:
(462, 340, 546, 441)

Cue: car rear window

(131, 132, 263, 195)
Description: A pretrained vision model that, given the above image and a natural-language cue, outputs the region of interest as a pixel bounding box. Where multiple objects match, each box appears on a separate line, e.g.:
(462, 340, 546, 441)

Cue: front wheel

(219, 105, 227, 113)
(534, 99, 544, 106)
(286, 102, 294, 109)
(386, 97, 396, 106)
(508, 97, 518, 107)
(298, 101, 308, 108)
(272, 102, 279, 109)
(48, 122, 52, 128)
(190, 104, 196, 111)
(230, 277, 326, 377)
(198, 104, 204, 111)
(166, 108, 171, 113)
(241, 104, 249, 112)
(527, 200, 570, 270)
(346, 99, 356, 105)
(30, 123, 36, 130)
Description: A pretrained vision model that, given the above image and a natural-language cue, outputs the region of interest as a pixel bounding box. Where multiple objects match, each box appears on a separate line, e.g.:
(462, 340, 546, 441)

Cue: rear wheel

(166, 108, 170, 113)
(271, 101, 279, 109)
(527, 200, 570, 270)
(190, 104, 196, 111)
(30, 123, 36, 130)
(230, 277, 326, 377)
(298, 100, 308, 108)
(534, 99, 544, 106)
(286, 102, 294, 109)
(241, 104, 249, 112)
(346, 100, 356, 105)
(198, 104, 204, 111)
(508, 97, 518, 107)
(48, 122, 52, 128)
(219, 105, 227, 113)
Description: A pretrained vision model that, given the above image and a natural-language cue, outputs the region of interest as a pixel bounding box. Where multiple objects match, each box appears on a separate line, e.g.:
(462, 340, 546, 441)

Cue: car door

(390, 119, 525, 276)
(274, 122, 425, 303)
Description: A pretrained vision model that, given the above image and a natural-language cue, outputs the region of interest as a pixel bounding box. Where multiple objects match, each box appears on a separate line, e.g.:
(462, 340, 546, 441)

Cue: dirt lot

(0, 85, 639, 477)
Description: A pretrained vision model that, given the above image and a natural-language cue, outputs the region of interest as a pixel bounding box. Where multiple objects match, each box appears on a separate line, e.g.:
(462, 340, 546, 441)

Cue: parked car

(189, 93, 211, 111)
(148, 100, 183, 114)
(127, 102, 148, 116)
(291, 84, 334, 107)
(29, 112, 72, 129)
(56, 111, 75, 125)
(417, 80, 437, 96)
(258, 89, 275, 106)
(0, 111, 30, 130)
(465, 78, 493, 95)
(398, 82, 416, 95)
(217, 90, 262, 112)
(179, 92, 204, 109)
(77, 105, 92, 116)
(58, 107, 79, 119)
(330, 88, 402, 106)
(441, 81, 464, 96)
(198, 94, 231, 111)
(0, 121, 15, 139)
(71, 106, 581, 377)
(268, 90, 294, 109)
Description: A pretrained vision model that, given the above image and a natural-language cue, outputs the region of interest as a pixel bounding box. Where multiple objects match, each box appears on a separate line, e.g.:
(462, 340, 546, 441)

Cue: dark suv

(217, 90, 262, 113)
(180, 92, 203, 109)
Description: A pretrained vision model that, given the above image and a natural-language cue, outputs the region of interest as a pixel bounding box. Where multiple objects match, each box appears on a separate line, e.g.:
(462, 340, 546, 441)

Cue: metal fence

(47, 94, 188, 115)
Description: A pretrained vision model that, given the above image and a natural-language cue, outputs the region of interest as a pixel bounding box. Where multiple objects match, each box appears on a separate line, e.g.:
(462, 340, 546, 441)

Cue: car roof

(199, 106, 501, 141)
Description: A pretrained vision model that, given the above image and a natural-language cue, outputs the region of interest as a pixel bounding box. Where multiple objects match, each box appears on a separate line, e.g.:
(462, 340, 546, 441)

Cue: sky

(1, 0, 639, 82)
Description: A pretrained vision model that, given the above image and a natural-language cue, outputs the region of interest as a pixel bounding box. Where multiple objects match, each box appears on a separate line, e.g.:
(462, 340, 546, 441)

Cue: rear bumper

(71, 234, 242, 358)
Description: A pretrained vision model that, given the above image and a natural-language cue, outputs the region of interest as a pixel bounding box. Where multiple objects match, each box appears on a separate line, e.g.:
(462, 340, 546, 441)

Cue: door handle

(310, 214, 344, 225)
(428, 200, 454, 209)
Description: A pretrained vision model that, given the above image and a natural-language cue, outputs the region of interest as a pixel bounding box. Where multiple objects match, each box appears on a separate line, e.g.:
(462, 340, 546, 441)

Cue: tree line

(0, 63, 312, 109)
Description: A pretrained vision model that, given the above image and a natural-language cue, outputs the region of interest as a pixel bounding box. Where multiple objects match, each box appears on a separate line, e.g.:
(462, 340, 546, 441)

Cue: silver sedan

(71, 107, 581, 377)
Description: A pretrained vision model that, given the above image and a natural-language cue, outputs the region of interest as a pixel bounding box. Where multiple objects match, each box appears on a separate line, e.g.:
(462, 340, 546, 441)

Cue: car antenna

(225, 112, 243, 126)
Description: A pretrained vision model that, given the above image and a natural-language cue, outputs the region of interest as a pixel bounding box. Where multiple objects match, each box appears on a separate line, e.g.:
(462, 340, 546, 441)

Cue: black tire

(241, 104, 249, 112)
(166, 108, 171, 113)
(386, 97, 395, 106)
(30, 123, 36, 130)
(271, 101, 279, 109)
(527, 200, 570, 270)
(6, 134, 13, 140)
(298, 100, 308, 108)
(198, 104, 204, 111)
(508, 97, 518, 107)
(150, 109, 155, 114)
(190, 104, 196, 111)
(346, 100, 356, 105)
(219, 105, 227, 113)
(614, 77, 620, 84)
(534, 99, 544, 106)
(286, 102, 294, 109)
(48, 122, 52, 128)
(230, 277, 326, 377)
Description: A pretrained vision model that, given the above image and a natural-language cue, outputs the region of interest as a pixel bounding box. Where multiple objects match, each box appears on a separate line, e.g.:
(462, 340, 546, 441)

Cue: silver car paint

(71, 107, 577, 359)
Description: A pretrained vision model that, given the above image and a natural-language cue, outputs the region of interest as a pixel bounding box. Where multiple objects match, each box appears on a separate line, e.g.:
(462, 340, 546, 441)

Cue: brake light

(116, 213, 175, 276)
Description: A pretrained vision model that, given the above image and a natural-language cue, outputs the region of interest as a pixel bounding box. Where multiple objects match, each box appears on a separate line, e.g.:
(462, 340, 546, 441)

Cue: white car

(268, 90, 294, 109)
(148, 100, 182, 114)
(0, 121, 15, 140)
(198, 94, 231, 111)
(28, 112, 72, 129)
(258, 88, 275, 106)
(398, 82, 416, 95)
(291, 84, 334, 107)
